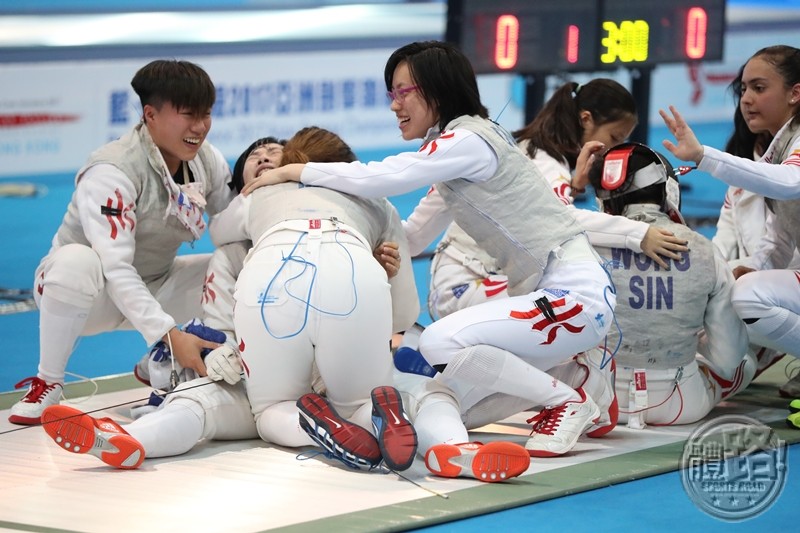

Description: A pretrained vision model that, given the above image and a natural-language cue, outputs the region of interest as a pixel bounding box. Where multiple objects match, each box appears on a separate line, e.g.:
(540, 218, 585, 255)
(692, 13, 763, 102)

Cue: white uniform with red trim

(415, 141, 654, 320)
(713, 186, 800, 362)
(122, 242, 256, 459)
(299, 117, 614, 410)
(701, 119, 800, 354)
(210, 184, 419, 446)
(128, 238, 471, 460)
(595, 204, 749, 425)
(32, 123, 233, 384)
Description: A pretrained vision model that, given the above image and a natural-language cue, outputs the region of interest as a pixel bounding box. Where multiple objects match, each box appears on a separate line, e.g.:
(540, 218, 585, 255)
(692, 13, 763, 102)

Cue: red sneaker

(371, 385, 418, 471)
(297, 393, 381, 470)
(41, 405, 144, 469)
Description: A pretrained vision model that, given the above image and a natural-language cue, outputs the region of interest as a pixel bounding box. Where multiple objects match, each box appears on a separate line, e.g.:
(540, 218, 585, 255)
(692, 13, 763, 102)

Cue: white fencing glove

(205, 345, 243, 385)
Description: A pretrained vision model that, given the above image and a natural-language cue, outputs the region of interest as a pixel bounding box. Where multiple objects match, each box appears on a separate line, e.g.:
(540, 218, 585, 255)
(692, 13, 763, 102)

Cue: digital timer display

(448, 0, 726, 73)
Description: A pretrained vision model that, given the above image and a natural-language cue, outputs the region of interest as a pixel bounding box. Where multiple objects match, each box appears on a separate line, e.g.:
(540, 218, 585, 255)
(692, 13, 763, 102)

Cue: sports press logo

(681, 414, 787, 521)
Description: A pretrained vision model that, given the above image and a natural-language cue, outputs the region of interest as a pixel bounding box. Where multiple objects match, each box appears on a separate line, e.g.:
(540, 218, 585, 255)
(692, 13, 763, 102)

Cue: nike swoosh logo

(390, 410, 401, 425)
(324, 416, 342, 429)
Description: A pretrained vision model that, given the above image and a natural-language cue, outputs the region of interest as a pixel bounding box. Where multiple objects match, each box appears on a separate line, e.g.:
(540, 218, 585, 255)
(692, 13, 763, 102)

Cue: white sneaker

(133, 352, 151, 386)
(576, 349, 617, 437)
(754, 348, 785, 380)
(548, 348, 617, 437)
(525, 388, 600, 458)
(9, 377, 63, 425)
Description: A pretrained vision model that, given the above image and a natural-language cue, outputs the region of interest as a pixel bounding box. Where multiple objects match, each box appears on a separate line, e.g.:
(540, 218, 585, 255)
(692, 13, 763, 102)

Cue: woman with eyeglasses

(420, 78, 689, 321)
(242, 40, 623, 463)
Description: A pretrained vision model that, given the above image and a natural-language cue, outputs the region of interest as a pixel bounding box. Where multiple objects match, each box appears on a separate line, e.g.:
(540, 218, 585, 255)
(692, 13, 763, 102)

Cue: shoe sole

(41, 405, 144, 469)
(426, 441, 530, 482)
(297, 394, 381, 467)
(371, 386, 418, 471)
(8, 413, 43, 425)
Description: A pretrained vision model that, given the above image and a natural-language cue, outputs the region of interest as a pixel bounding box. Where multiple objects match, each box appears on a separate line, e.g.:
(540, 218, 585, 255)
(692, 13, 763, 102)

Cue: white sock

(257, 400, 315, 448)
(442, 345, 580, 407)
(37, 294, 91, 384)
(414, 399, 469, 455)
(745, 308, 800, 354)
(126, 401, 204, 458)
(463, 393, 536, 430)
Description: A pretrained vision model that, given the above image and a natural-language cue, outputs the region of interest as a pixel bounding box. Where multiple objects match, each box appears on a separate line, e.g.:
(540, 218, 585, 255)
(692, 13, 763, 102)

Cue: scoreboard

(447, 0, 726, 73)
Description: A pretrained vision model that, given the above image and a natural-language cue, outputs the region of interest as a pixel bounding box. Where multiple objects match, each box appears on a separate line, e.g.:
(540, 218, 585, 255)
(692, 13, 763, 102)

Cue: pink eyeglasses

(386, 85, 419, 103)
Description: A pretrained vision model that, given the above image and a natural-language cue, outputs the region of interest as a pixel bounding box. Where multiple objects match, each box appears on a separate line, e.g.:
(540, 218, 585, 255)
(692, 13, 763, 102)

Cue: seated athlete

(586, 142, 751, 426)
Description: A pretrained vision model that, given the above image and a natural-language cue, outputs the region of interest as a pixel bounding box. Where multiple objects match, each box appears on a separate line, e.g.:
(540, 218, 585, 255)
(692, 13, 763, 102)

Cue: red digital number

(685, 7, 708, 59)
(566, 24, 580, 64)
(495, 14, 519, 70)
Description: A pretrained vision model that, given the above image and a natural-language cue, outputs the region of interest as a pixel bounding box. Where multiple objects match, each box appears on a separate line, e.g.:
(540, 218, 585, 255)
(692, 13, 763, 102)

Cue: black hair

(131, 59, 216, 118)
(750, 45, 800, 127)
(513, 79, 636, 169)
(384, 41, 488, 131)
(229, 136, 286, 192)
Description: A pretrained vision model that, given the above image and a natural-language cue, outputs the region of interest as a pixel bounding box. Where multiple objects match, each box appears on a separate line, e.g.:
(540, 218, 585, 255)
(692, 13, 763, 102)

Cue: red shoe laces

(526, 405, 566, 436)
(14, 377, 53, 403)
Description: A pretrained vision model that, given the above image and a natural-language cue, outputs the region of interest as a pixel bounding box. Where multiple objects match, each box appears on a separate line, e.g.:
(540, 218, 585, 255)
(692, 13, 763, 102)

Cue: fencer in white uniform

(244, 42, 617, 458)
(413, 78, 686, 322)
(210, 127, 421, 470)
(11, 60, 235, 426)
(588, 142, 749, 425)
(661, 44, 800, 358)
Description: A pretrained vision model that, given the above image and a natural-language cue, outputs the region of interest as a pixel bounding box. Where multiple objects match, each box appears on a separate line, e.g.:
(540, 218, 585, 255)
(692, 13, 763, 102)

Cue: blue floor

(419, 443, 800, 531)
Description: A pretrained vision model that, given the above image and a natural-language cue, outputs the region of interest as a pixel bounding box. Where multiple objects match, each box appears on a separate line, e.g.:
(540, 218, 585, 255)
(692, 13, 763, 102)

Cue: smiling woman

(240, 40, 621, 460)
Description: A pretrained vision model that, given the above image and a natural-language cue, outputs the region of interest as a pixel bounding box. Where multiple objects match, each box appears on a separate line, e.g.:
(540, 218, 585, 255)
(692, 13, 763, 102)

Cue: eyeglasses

(386, 85, 419, 103)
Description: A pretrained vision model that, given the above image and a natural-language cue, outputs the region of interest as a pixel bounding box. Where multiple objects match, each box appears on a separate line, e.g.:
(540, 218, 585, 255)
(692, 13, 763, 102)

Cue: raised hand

(659, 105, 704, 164)
(573, 140, 606, 193)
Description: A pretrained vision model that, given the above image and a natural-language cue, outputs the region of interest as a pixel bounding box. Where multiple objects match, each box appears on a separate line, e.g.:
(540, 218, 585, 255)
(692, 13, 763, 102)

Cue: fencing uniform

(597, 204, 749, 425)
(31, 123, 233, 384)
(700, 118, 800, 354)
(422, 142, 658, 321)
(299, 116, 614, 413)
(210, 184, 419, 446)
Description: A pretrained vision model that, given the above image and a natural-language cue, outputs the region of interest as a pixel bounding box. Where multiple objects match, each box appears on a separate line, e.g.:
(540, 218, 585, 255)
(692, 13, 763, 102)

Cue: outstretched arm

(241, 163, 304, 196)
(659, 105, 704, 164)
